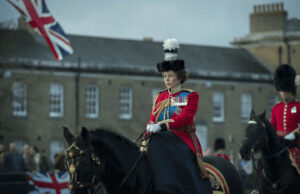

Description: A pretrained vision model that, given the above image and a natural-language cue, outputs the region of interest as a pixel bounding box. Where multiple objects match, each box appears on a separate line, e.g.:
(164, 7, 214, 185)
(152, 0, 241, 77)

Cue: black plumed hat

(214, 138, 225, 151)
(157, 60, 185, 72)
(274, 64, 296, 95)
(157, 38, 185, 72)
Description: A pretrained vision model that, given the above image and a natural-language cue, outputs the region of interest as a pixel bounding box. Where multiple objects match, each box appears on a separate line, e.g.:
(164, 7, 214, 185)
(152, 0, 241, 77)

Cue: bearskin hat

(274, 64, 296, 95)
(157, 38, 185, 72)
(214, 138, 225, 151)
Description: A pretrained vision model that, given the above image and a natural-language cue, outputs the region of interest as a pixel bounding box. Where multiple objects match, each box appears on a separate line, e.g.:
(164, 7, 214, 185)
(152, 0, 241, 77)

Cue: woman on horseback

(144, 38, 212, 194)
(271, 64, 300, 171)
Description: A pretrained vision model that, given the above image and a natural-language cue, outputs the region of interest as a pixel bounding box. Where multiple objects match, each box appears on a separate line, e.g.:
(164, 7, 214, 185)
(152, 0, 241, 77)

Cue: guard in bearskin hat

(144, 39, 212, 194)
(214, 138, 230, 161)
(271, 64, 300, 171)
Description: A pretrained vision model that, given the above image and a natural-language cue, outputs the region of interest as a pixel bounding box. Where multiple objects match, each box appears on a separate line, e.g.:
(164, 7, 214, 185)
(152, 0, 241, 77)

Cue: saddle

(288, 147, 300, 175)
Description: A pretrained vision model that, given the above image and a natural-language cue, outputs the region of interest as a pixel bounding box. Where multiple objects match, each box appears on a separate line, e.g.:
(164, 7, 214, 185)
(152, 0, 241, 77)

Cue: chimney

(143, 37, 153, 42)
(250, 2, 287, 34)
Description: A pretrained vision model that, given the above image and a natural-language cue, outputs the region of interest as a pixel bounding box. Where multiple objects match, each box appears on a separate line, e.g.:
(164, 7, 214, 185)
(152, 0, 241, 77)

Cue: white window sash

(213, 92, 224, 122)
(241, 93, 252, 122)
(49, 83, 64, 117)
(119, 87, 132, 119)
(85, 84, 99, 118)
(12, 82, 27, 117)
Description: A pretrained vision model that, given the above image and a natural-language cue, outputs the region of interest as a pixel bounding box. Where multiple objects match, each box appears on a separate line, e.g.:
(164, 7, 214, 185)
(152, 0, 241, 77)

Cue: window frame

(85, 84, 99, 119)
(241, 93, 252, 123)
(12, 82, 27, 117)
(119, 87, 133, 120)
(49, 83, 64, 118)
(212, 92, 225, 122)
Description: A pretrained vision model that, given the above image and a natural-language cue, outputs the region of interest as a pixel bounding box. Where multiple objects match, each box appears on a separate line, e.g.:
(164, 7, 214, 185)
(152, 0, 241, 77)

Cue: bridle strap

(66, 143, 102, 193)
(263, 146, 287, 159)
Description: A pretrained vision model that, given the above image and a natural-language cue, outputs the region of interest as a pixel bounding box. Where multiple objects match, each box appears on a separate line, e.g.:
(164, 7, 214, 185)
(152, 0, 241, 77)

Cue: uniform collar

(283, 97, 295, 104)
(168, 84, 183, 95)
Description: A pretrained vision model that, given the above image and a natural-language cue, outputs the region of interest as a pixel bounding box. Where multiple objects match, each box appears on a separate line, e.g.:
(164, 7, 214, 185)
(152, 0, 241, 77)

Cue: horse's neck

(261, 121, 288, 179)
(91, 135, 140, 192)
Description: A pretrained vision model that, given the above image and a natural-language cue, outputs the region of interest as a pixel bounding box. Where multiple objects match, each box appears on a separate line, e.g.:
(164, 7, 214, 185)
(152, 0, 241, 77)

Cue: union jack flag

(7, 0, 73, 61)
(27, 171, 70, 194)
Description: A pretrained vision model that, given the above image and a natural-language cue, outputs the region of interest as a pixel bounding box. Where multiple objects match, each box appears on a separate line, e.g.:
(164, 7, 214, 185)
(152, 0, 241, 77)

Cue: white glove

(147, 124, 161, 133)
(146, 122, 154, 131)
(284, 133, 296, 141)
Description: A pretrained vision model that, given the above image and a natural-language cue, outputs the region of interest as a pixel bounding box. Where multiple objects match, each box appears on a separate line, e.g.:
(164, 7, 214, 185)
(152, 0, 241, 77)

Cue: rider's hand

(147, 124, 161, 133)
(284, 133, 296, 141)
(146, 124, 153, 132)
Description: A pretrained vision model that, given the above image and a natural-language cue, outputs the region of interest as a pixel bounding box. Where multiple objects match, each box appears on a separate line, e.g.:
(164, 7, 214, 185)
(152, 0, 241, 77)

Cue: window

(152, 88, 161, 103)
(195, 124, 208, 152)
(241, 93, 252, 123)
(49, 83, 64, 117)
(85, 84, 99, 118)
(267, 94, 279, 119)
(212, 92, 224, 122)
(50, 140, 65, 163)
(119, 87, 132, 119)
(13, 139, 27, 154)
(12, 82, 27, 116)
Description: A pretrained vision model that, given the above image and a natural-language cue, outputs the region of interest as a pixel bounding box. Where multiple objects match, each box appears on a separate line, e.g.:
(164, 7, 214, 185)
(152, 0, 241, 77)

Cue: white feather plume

(163, 38, 179, 50)
(163, 38, 179, 61)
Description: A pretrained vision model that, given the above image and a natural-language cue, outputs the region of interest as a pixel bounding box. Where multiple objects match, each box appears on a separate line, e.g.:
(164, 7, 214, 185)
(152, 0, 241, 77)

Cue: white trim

(85, 84, 99, 118)
(49, 83, 64, 118)
(212, 92, 225, 122)
(12, 82, 27, 117)
(7, 69, 274, 87)
(241, 93, 252, 123)
(248, 120, 257, 125)
(119, 87, 133, 120)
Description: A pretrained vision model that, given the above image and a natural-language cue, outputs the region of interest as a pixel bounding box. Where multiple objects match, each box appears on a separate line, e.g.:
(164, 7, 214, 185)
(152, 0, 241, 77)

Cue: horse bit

(65, 142, 102, 193)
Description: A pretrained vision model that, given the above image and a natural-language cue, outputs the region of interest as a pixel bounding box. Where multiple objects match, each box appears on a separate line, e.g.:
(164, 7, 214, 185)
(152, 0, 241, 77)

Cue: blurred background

(0, 0, 300, 192)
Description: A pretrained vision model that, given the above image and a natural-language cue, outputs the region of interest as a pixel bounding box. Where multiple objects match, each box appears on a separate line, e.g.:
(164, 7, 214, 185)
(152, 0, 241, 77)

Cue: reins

(248, 120, 291, 193)
(110, 130, 150, 194)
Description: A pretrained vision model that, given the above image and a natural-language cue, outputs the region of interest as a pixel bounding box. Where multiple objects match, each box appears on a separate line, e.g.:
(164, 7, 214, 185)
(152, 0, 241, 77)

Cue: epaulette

(158, 88, 168, 94)
(152, 89, 167, 108)
(182, 89, 195, 93)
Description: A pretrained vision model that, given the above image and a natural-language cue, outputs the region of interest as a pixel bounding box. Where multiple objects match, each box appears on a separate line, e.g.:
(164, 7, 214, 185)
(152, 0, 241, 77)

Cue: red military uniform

(271, 100, 300, 137)
(147, 84, 203, 155)
(215, 153, 230, 161)
(271, 100, 300, 172)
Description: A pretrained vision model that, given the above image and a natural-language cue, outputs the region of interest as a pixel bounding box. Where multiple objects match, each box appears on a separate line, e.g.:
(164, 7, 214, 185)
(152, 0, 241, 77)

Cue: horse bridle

(243, 120, 267, 153)
(246, 120, 290, 193)
(65, 142, 102, 193)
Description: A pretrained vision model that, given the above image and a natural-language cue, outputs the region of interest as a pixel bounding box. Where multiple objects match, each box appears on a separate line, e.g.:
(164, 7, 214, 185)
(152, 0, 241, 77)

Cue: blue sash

(158, 91, 190, 122)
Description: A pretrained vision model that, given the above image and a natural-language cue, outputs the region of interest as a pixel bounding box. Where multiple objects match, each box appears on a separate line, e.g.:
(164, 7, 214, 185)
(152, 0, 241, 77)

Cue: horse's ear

(63, 126, 74, 146)
(259, 109, 266, 120)
(250, 110, 256, 119)
(81, 127, 91, 145)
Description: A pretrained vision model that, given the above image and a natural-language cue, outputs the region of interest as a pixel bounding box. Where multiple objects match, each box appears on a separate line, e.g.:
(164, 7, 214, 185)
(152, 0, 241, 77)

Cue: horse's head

(240, 110, 268, 160)
(63, 127, 102, 193)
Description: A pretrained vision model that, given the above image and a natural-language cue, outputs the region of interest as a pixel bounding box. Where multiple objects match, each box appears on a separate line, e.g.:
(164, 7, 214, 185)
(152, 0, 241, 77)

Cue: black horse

(240, 111, 300, 194)
(63, 127, 243, 194)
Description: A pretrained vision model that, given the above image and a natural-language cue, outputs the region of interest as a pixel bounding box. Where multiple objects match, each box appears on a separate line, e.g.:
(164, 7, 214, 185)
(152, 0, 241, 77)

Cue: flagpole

(75, 57, 81, 131)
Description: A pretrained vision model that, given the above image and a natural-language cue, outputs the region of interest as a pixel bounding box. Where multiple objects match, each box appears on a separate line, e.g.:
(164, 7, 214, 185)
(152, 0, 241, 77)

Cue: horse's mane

(90, 128, 138, 150)
(261, 116, 285, 151)
(89, 128, 140, 170)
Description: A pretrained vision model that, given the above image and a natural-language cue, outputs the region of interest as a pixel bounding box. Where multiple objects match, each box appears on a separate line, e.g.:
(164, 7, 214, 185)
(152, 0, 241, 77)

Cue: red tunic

(271, 100, 300, 137)
(215, 153, 230, 161)
(147, 85, 203, 155)
(271, 100, 300, 171)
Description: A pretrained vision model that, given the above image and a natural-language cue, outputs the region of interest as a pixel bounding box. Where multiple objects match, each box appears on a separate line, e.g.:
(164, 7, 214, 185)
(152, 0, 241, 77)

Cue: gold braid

(152, 98, 171, 123)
